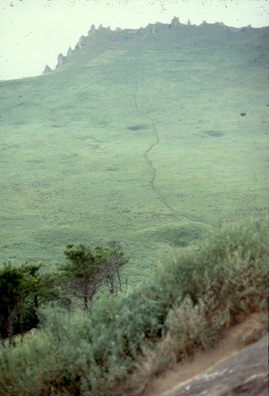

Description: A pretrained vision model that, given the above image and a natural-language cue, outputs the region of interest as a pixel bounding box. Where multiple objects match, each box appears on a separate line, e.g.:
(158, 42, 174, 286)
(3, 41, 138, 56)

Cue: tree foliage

(0, 220, 268, 395)
(0, 263, 24, 343)
(0, 262, 59, 343)
(60, 242, 127, 309)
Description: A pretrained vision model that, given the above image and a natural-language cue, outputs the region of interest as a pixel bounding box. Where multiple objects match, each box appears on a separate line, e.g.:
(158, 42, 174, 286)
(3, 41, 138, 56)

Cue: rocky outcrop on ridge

(42, 16, 269, 74)
(43, 64, 52, 74)
(56, 53, 66, 68)
(162, 335, 268, 396)
(67, 46, 73, 57)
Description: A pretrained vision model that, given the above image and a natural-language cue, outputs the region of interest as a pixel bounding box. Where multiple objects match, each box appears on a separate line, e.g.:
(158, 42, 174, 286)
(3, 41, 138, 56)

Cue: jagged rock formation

(97, 24, 111, 32)
(66, 46, 73, 57)
(42, 17, 269, 74)
(171, 16, 180, 26)
(56, 53, 66, 68)
(88, 24, 96, 35)
(43, 64, 52, 74)
(75, 35, 87, 50)
(163, 335, 268, 396)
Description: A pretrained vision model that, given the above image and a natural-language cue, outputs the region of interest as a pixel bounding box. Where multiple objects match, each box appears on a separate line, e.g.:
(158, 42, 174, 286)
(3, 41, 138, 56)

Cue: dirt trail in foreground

(143, 312, 268, 396)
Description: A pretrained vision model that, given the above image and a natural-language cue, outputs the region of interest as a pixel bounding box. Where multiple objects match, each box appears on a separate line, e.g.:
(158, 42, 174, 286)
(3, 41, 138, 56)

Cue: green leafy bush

(0, 218, 268, 395)
(0, 263, 59, 344)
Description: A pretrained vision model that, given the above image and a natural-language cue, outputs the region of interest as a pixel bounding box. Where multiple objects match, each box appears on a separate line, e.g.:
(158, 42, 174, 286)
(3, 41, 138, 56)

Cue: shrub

(0, 218, 268, 395)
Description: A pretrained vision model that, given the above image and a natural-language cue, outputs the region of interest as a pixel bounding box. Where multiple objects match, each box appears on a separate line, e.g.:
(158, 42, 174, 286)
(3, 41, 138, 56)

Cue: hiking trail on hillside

(132, 62, 211, 228)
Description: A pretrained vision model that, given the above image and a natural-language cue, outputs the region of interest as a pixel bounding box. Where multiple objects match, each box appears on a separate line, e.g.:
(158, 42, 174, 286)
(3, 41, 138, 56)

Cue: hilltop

(45, 18, 269, 74)
(0, 18, 268, 284)
(0, 18, 268, 396)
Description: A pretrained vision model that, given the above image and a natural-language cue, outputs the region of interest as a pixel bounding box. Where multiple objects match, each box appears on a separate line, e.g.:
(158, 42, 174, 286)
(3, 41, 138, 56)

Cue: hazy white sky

(0, 0, 269, 81)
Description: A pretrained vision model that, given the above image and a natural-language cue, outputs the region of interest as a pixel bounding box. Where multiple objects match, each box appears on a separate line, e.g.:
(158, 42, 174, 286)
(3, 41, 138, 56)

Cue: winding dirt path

(133, 89, 181, 217)
(132, 66, 200, 222)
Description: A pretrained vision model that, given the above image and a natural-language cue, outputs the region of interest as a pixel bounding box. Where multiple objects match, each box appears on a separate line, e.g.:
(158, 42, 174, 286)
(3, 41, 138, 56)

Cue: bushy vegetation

(0, 219, 268, 396)
(1, 23, 268, 396)
(0, 262, 59, 344)
(0, 243, 126, 344)
(60, 242, 127, 309)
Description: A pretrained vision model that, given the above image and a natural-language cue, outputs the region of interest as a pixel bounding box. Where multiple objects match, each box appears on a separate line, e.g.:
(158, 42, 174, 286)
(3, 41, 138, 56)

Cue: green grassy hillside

(1, 21, 269, 283)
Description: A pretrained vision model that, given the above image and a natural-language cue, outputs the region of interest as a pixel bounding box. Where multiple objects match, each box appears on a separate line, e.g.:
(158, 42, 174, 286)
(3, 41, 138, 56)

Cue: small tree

(104, 241, 127, 294)
(0, 262, 60, 344)
(60, 243, 127, 310)
(18, 263, 62, 333)
(0, 263, 24, 344)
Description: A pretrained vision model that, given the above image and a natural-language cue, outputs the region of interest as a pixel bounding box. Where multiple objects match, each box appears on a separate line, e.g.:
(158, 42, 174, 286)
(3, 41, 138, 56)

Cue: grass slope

(0, 22, 269, 283)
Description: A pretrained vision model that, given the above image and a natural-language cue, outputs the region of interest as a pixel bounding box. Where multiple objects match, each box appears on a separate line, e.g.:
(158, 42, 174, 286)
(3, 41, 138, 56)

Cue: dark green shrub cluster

(0, 243, 126, 346)
(0, 218, 268, 396)
(154, 218, 269, 315)
(0, 263, 59, 344)
(127, 124, 148, 131)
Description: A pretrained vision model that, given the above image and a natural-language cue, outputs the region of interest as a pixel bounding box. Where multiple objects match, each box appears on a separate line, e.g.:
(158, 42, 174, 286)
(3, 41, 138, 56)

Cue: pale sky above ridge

(0, 0, 269, 81)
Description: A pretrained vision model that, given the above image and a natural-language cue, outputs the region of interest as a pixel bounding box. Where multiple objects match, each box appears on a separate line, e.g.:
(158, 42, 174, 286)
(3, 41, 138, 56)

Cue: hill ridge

(1, 15, 268, 273)
(44, 17, 267, 74)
